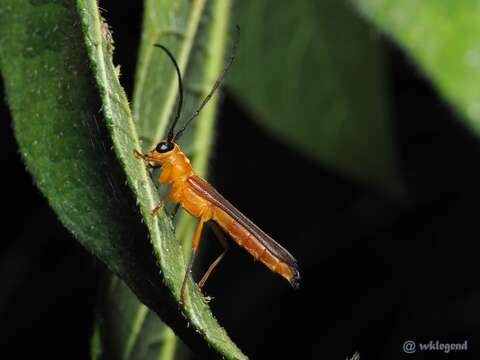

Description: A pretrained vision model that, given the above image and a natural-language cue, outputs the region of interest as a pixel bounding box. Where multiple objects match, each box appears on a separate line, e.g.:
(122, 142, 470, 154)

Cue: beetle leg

(147, 163, 161, 170)
(134, 149, 159, 164)
(180, 217, 206, 305)
(151, 198, 166, 216)
(170, 203, 180, 220)
(198, 222, 229, 289)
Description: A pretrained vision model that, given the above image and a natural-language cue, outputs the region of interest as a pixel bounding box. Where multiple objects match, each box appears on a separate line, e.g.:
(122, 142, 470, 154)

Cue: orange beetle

(135, 27, 299, 304)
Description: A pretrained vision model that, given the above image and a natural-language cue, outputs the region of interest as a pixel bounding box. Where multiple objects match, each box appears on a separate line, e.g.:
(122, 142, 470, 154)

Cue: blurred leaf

(91, 322, 102, 359)
(0, 0, 245, 358)
(97, 277, 179, 360)
(133, 0, 195, 152)
(351, 1, 480, 136)
(133, 0, 233, 255)
(229, 0, 403, 195)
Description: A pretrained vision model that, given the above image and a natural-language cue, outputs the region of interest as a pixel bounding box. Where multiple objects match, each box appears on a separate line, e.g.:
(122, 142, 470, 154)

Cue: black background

(1, 2, 479, 359)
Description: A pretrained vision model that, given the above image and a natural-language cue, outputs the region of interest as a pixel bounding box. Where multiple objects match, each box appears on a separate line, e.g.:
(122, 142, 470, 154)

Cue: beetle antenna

(154, 44, 184, 142)
(173, 25, 240, 141)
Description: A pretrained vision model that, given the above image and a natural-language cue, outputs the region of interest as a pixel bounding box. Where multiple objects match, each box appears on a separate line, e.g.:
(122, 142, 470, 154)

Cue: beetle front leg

(134, 149, 147, 161)
(134, 149, 159, 164)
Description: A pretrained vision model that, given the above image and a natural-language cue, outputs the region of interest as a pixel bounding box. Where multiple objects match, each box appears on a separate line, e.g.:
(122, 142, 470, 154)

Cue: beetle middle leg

(180, 216, 206, 305)
(151, 198, 166, 216)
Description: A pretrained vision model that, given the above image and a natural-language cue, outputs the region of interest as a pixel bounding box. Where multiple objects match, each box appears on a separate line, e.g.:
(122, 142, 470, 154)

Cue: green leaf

(91, 322, 102, 359)
(0, 0, 245, 359)
(96, 276, 180, 360)
(351, 0, 480, 136)
(229, 0, 403, 195)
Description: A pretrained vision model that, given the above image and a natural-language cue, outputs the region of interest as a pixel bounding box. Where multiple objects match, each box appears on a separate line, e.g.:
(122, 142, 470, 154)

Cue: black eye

(155, 141, 174, 153)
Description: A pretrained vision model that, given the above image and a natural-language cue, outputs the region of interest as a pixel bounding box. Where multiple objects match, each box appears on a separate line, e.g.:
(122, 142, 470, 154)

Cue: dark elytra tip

(290, 271, 301, 290)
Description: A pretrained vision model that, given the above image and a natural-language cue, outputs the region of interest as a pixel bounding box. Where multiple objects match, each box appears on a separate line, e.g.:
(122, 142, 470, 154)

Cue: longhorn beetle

(135, 26, 300, 304)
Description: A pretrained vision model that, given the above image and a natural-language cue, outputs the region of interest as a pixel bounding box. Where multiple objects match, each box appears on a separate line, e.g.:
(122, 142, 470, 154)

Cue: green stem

(174, 0, 231, 253)
(134, 0, 208, 151)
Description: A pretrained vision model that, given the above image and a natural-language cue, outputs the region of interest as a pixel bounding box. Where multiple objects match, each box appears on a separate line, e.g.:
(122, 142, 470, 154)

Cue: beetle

(135, 26, 299, 304)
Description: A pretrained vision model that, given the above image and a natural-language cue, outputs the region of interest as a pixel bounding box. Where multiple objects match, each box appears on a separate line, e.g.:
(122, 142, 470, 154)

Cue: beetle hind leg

(198, 222, 229, 289)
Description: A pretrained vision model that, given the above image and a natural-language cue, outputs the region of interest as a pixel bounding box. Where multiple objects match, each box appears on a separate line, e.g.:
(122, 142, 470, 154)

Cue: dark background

(1, 2, 479, 359)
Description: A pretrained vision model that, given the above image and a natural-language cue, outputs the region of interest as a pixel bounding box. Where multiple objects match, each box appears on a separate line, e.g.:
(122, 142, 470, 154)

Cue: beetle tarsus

(151, 199, 165, 216)
(133, 149, 145, 160)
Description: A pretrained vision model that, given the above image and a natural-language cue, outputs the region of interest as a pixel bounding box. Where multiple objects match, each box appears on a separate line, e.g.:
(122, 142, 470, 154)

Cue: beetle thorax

(159, 148, 193, 184)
